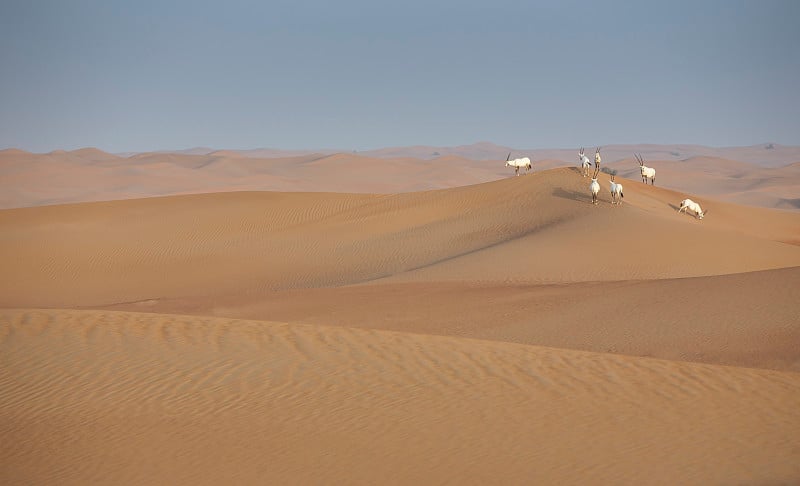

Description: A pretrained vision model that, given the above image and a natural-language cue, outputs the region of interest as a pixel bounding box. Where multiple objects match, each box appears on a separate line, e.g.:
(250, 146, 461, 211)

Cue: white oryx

(589, 164, 601, 205)
(578, 147, 592, 177)
(635, 153, 656, 185)
(610, 173, 624, 205)
(678, 198, 707, 219)
(594, 147, 602, 168)
(505, 152, 532, 176)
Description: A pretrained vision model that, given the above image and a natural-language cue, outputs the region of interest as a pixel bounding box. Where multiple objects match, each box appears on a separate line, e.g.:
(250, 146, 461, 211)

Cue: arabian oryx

(579, 148, 592, 177)
(678, 198, 708, 219)
(589, 163, 601, 205)
(594, 147, 602, 168)
(610, 173, 624, 205)
(505, 152, 532, 176)
(635, 153, 656, 185)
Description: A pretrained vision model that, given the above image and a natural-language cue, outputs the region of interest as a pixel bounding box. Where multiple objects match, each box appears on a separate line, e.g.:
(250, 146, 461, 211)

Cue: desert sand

(2, 144, 799, 209)
(2, 309, 799, 484)
(1, 148, 799, 484)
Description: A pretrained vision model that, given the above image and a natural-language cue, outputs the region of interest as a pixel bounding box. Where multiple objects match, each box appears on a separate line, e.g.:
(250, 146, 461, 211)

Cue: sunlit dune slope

(2, 309, 799, 485)
(1, 168, 798, 309)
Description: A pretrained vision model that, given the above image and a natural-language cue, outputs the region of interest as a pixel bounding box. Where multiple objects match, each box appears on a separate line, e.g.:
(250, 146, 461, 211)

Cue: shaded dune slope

(119, 267, 800, 371)
(2, 309, 799, 485)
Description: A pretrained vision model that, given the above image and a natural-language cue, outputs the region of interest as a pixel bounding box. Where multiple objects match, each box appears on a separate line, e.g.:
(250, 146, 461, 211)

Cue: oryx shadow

(667, 203, 680, 211)
(552, 187, 595, 204)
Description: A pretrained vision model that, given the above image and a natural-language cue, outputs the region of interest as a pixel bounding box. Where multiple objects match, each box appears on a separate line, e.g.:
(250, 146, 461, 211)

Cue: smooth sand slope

(2, 309, 799, 485)
(133, 267, 800, 371)
(2, 168, 799, 307)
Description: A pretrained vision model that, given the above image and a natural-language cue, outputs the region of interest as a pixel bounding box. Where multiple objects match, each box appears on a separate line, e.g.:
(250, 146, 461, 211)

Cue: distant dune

(1, 143, 799, 210)
(147, 141, 798, 167)
(357, 142, 800, 167)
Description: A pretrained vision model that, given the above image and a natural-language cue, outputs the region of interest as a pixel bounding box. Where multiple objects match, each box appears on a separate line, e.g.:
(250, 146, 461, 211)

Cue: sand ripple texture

(2, 308, 799, 485)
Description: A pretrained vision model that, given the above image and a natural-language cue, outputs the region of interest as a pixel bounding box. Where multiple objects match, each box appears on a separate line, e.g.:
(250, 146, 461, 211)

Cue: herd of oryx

(505, 148, 708, 220)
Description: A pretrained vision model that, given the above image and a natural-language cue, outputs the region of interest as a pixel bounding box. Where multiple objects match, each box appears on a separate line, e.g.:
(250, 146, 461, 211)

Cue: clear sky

(1, 0, 798, 153)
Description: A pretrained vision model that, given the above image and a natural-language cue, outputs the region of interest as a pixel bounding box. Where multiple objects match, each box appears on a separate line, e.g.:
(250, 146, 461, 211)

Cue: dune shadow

(779, 198, 800, 209)
(553, 187, 593, 204)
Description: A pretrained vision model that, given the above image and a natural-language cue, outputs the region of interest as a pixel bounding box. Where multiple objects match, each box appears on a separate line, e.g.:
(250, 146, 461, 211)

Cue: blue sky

(1, 0, 798, 152)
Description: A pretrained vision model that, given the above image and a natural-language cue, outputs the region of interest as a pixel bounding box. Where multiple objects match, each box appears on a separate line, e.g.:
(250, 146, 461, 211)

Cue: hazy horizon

(1, 0, 798, 153)
(4, 140, 800, 157)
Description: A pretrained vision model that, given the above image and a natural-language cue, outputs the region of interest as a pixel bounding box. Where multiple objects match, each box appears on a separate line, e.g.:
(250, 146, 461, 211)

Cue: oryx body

(505, 153, 532, 176)
(635, 153, 656, 185)
(678, 198, 707, 219)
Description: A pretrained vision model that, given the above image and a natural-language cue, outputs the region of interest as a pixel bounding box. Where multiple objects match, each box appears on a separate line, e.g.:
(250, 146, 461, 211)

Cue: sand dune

(2, 309, 798, 485)
(0, 149, 509, 208)
(2, 167, 798, 374)
(357, 142, 800, 167)
(110, 267, 800, 371)
(609, 155, 800, 208)
(2, 146, 798, 210)
(2, 169, 798, 310)
(109, 141, 800, 166)
(2, 156, 799, 483)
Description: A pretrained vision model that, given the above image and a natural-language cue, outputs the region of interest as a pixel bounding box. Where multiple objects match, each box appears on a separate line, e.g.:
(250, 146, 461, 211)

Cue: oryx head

(505, 152, 512, 167)
(635, 153, 645, 168)
(699, 209, 708, 220)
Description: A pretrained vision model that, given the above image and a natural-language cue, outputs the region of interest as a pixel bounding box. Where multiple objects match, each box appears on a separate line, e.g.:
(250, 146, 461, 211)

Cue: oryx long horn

(506, 152, 511, 161)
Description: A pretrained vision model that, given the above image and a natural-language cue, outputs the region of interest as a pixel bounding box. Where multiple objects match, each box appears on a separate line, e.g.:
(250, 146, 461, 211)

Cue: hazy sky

(1, 0, 798, 152)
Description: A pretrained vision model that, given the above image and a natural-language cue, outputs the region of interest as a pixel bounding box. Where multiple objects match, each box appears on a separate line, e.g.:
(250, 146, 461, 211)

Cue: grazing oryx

(505, 152, 532, 176)
(678, 198, 708, 219)
(610, 173, 624, 205)
(589, 164, 601, 205)
(579, 148, 592, 177)
(635, 153, 656, 185)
